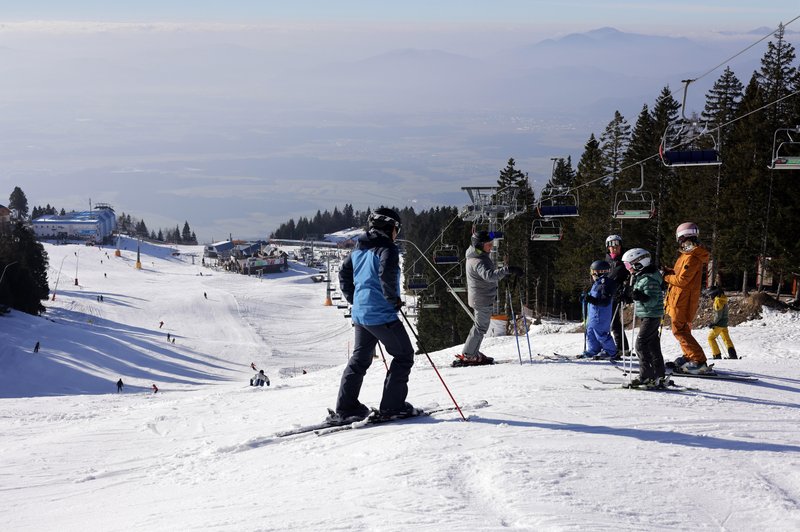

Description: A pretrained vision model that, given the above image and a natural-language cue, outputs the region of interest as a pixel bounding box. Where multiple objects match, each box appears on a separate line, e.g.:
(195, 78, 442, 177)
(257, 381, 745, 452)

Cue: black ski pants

(611, 300, 630, 354)
(636, 317, 665, 381)
(336, 320, 414, 415)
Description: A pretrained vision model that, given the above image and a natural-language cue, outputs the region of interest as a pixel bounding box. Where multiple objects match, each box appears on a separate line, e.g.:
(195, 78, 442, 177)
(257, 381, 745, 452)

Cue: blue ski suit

(585, 274, 617, 356)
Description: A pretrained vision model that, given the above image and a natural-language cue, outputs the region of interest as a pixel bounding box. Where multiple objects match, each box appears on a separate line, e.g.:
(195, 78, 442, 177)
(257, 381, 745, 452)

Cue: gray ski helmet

(368, 207, 402, 234)
(590, 260, 611, 275)
(471, 230, 493, 247)
(621, 248, 651, 271)
(605, 234, 623, 248)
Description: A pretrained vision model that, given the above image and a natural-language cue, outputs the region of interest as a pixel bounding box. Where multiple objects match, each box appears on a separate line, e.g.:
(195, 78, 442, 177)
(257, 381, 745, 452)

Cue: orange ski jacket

(664, 245, 710, 323)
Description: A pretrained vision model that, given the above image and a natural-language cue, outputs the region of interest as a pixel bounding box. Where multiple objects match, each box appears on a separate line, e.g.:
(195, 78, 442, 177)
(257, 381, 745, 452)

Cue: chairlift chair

(530, 219, 563, 242)
(418, 295, 441, 309)
(659, 80, 722, 167)
(407, 274, 429, 291)
(768, 126, 800, 170)
(449, 268, 467, 293)
(612, 164, 655, 220)
(432, 244, 460, 265)
(536, 186, 579, 217)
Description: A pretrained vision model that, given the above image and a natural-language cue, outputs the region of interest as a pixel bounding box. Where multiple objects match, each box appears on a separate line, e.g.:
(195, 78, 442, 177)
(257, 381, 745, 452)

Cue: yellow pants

(707, 326, 734, 356)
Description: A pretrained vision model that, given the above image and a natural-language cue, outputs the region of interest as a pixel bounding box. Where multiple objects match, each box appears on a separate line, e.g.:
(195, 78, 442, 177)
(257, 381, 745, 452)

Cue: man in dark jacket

(457, 231, 522, 365)
(604, 234, 630, 357)
(334, 208, 416, 422)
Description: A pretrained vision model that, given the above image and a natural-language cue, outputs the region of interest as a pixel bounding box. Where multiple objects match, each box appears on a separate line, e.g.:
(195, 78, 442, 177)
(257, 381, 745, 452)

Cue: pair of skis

(616, 363, 758, 382)
(276, 400, 489, 438)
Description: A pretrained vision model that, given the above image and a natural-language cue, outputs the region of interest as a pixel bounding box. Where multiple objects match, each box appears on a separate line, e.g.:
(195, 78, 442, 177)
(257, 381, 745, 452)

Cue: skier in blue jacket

(579, 260, 618, 359)
(333, 208, 416, 423)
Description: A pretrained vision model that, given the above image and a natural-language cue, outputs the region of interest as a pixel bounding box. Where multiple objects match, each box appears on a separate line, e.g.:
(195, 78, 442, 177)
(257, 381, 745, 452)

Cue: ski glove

(584, 294, 599, 304)
(507, 266, 524, 277)
(391, 298, 404, 311)
(631, 289, 649, 302)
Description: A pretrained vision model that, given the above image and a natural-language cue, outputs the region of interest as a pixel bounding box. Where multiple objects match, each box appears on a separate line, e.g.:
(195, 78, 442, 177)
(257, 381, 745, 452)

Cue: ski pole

(581, 293, 587, 354)
(377, 343, 389, 372)
(506, 287, 523, 365)
(399, 309, 466, 421)
(518, 283, 533, 363)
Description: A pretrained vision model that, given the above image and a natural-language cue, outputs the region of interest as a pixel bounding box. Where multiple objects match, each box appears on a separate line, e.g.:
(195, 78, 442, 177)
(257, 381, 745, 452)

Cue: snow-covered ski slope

(1, 239, 799, 531)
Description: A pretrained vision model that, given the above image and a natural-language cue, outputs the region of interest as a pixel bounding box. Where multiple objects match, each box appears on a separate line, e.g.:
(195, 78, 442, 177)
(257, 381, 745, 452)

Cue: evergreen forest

(270, 27, 800, 352)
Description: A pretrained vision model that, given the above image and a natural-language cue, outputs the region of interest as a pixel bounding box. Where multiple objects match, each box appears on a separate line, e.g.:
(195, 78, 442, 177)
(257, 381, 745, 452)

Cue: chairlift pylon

(612, 164, 655, 220)
(768, 126, 800, 170)
(659, 79, 722, 167)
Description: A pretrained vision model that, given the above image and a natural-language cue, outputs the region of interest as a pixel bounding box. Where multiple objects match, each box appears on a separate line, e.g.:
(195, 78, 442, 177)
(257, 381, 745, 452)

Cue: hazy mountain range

(0, 25, 793, 240)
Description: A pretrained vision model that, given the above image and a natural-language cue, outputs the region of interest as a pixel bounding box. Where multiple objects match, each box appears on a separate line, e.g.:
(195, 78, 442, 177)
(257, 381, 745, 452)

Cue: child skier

(707, 286, 738, 360)
(578, 260, 617, 360)
(621, 248, 667, 388)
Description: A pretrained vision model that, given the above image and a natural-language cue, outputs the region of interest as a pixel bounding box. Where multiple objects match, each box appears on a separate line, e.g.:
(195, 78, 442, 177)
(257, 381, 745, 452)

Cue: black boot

(727, 347, 738, 359)
(712, 354, 722, 360)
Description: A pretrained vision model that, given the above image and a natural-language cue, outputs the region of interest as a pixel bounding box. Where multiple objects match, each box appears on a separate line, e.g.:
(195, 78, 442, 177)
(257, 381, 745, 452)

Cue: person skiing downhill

(604, 234, 630, 357)
(663, 222, 710, 374)
(333, 208, 416, 423)
(578, 260, 617, 359)
(457, 230, 522, 366)
(622, 248, 667, 387)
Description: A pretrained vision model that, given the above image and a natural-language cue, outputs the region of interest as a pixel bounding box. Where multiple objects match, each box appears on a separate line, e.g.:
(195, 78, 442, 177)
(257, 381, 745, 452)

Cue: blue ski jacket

(339, 229, 401, 326)
(587, 275, 616, 326)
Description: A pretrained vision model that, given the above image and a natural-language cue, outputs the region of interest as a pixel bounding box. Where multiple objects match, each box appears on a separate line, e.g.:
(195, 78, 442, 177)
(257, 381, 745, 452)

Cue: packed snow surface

(1, 239, 799, 531)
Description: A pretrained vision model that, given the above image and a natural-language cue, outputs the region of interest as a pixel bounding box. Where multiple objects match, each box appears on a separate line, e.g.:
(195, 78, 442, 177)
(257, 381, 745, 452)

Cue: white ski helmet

(605, 234, 623, 248)
(621, 248, 651, 272)
(675, 222, 699, 243)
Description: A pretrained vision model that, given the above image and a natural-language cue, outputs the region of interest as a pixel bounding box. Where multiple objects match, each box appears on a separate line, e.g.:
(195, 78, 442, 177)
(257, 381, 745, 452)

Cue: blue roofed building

(32, 206, 117, 242)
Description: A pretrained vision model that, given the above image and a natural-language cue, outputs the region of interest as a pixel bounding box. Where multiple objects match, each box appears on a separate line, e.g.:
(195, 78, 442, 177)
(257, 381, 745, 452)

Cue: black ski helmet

(471, 230, 493, 248)
(368, 207, 402, 234)
(590, 260, 611, 276)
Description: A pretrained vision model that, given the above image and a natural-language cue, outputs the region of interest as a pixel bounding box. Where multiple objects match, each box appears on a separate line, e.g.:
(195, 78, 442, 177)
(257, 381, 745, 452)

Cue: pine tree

(8, 187, 28, 220)
(494, 158, 536, 311)
(757, 24, 798, 129)
(650, 87, 682, 266)
(600, 110, 631, 186)
(702, 67, 743, 148)
(554, 134, 609, 310)
(0, 222, 49, 314)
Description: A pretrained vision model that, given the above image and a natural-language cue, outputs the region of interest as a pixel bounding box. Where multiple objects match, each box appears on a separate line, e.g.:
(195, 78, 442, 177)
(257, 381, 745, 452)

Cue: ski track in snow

(1, 239, 800, 530)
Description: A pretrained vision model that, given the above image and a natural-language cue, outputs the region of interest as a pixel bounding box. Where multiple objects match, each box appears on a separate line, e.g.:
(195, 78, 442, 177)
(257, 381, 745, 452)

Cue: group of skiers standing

(581, 223, 737, 388)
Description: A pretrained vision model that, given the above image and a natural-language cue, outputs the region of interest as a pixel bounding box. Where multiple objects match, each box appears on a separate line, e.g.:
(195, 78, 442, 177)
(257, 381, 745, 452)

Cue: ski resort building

(32, 207, 117, 242)
(0, 204, 10, 229)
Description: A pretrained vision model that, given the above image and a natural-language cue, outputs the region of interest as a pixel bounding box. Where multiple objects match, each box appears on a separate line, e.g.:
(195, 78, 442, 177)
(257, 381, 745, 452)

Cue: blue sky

(3, 1, 798, 29)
